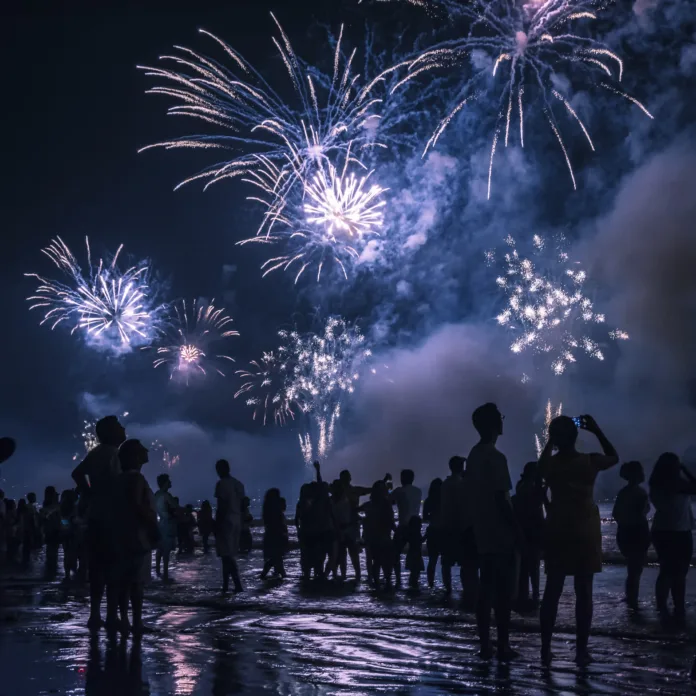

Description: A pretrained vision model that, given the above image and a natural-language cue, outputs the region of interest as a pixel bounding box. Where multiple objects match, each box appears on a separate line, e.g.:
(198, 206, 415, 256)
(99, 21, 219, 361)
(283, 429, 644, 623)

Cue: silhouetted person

(72, 414, 126, 630)
(60, 489, 79, 581)
(26, 491, 41, 549)
(180, 505, 197, 554)
(17, 498, 31, 565)
(42, 486, 61, 579)
(299, 462, 334, 580)
(440, 456, 478, 604)
(512, 462, 547, 608)
(261, 488, 288, 579)
(649, 452, 696, 622)
(154, 474, 177, 581)
(422, 478, 443, 588)
(361, 480, 394, 590)
(613, 461, 650, 609)
(215, 459, 245, 593)
(327, 479, 351, 580)
(467, 403, 518, 661)
(405, 515, 425, 589)
(539, 414, 619, 666)
(5, 500, 19, 562)
(391, 469, 422, 587)
(198, 500, 214, 553)
(339, 469, 373, 581)
(113, 439, 158, 636)
(239, 497, 253, 554)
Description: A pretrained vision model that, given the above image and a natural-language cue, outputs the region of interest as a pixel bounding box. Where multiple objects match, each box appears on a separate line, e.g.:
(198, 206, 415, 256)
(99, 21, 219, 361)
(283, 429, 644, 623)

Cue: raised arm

(583, 416, 619, 470)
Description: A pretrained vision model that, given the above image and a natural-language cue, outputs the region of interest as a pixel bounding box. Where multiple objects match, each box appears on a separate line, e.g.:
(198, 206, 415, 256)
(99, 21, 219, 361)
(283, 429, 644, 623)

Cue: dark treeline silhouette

(1, 409, 695, 671)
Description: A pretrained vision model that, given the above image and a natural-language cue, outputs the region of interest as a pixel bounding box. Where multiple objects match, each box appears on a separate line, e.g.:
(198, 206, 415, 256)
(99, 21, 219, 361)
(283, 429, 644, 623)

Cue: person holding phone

(538, 414, 619, 666)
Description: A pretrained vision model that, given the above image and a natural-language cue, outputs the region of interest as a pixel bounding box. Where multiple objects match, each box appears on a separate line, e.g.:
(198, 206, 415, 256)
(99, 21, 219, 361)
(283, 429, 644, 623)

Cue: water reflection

(85, 636, 149, 696)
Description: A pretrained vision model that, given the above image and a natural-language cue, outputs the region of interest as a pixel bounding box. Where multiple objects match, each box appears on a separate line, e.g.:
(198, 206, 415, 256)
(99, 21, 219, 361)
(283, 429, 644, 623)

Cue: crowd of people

(0, 405, 694, 667)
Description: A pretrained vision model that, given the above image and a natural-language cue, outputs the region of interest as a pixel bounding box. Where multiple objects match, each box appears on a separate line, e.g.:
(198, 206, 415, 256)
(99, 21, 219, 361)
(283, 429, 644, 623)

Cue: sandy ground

(1, 527, 696, 696)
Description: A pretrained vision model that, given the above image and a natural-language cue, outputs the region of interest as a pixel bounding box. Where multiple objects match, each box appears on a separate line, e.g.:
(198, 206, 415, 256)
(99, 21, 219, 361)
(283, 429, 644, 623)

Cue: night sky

(3, 0, 696, 502)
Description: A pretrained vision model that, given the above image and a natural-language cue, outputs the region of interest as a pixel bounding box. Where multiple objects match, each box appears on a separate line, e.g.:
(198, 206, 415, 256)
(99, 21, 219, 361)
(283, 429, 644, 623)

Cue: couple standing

(465, 403, 618, 665)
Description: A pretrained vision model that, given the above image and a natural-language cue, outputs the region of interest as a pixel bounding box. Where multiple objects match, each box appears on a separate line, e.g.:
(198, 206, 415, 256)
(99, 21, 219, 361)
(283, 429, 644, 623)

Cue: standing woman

(649, 453, 696, 622)
(154, 474, 178, 581)
(422, 478, 443, 589)
(539, 415, 619, 666)
(612, 461, 650, 609)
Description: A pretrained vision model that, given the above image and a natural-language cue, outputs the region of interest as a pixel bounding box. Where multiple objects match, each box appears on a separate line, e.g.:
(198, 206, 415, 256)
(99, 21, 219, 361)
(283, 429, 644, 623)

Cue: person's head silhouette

(472, 403, 504, 443)
(649, 452, 681, 490)
(216, 459, 231, 478)
(157, 474, 171, 491)
(339, 469, 352, 486)
(400, 469, 415, 486)
(620, 460, 645, 485)
(548, 415, 578, 453)
(118, 439, 149, 472)
(449, 456, 465, 476)
(96, 416, 126, 447)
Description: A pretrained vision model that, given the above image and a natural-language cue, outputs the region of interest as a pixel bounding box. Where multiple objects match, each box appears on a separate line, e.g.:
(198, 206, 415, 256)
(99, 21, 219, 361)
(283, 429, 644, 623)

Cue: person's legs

(347, 541, 360, 581)
(625, 553, 643, 608)
(493, 554, 515, 658)
(202, 533, 209, 553)
(221, 556, 231, 593)
(652, 531, 671, 612)
(131, 584, 144, 635)
(517, 552, 530, 605)
(540, 569, 566, 663)
(672, 531, 692, 620)
(155, 548, 162, 575)
(441, 556, 453, 594)
(162, 549, 170, 582)
(229, 556, 243, 592)
(476, 556, 495, 657)
(87, 525, 106, 628)
(574, 573, 594, 661)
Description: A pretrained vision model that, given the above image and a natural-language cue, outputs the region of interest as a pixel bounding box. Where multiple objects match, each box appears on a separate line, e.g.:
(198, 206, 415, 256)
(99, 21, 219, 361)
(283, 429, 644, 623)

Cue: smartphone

(573, 416, 587, 429)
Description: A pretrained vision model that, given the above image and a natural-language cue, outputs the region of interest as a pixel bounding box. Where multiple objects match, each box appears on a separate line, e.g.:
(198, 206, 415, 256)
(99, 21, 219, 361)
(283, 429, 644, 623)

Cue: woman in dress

(649, 452, 696, 621)
(539, 415, 619, 666)
(154, 474, 177, 581)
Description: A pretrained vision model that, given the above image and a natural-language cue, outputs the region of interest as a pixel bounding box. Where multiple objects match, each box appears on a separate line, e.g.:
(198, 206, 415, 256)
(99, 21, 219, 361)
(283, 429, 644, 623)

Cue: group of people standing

(1, 403, 694, 668)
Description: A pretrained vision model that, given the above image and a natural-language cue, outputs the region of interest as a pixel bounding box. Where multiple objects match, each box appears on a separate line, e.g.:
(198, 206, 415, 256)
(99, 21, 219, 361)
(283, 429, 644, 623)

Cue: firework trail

(494, 234, 628, 376)
(288, 317, 371, 462)
(26, 237, 159, 355)
(234, 347, 303, 426)
(535, 398, 562, 457)
(151, 299, 239, 383)
(375, 0, 653, 197)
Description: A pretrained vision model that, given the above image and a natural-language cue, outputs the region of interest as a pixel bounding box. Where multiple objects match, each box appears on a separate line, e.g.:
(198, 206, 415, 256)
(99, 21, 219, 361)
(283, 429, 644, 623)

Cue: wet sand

(1, 534, 695, 696)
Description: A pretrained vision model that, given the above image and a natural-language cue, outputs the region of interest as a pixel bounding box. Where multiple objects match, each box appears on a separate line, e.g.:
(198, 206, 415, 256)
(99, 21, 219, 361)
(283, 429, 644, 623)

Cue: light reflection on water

(0, 510, 694, 695)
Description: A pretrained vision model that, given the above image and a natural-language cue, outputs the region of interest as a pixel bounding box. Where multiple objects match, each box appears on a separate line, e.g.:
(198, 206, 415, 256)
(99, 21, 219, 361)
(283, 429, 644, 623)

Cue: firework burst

(138, 15, 386, 227)
(239, 158, 388, 282)
(377, 0, 653, 197)
(26, 237, 159, 355)
(152, 299, 239, 383)
(234, 348, 302, 426)
(494, 234, 628, 375)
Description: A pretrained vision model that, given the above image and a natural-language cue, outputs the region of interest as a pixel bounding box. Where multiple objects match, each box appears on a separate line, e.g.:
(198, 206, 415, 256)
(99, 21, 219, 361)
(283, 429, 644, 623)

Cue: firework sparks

(150, 439, 181, 469)
(152, 299, 238, 383)
(238, 159, 388, 282)
(378, 0, 652, 196)
(72, 411, 130, 461)
(139, 15, 386, 235)
(535, 399, 562, 457)
(494, 234, 628, 375)
(234, 349, 302, 426)
(26, 237, 159, 354)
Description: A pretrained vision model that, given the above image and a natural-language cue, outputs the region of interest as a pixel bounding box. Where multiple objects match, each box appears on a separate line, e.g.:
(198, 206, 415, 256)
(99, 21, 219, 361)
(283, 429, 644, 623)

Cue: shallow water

(1, 513, 695, 695)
